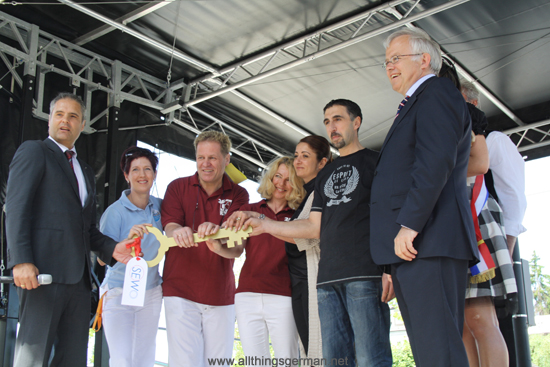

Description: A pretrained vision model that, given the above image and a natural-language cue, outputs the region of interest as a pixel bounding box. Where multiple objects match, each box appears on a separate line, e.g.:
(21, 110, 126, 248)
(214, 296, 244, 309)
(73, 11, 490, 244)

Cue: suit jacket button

(373, 170, 378, 176)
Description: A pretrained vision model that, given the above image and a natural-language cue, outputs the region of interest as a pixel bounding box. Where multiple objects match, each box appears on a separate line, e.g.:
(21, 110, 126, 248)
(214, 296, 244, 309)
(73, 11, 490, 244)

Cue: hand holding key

(146, 225, 253, 267)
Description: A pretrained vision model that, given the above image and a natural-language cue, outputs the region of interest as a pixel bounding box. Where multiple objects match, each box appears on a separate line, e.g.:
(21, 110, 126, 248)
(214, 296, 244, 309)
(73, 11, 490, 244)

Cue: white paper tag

(121, 257, 148, 307)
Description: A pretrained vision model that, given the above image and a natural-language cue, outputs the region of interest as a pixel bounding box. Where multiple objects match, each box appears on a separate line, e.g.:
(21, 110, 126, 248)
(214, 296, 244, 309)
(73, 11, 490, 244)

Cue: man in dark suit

(6, 93, 134, 366)
(370, 28, 478, 366)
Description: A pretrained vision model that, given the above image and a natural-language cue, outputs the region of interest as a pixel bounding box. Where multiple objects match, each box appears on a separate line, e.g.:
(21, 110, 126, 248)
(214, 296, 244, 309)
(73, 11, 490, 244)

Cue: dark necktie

(65, 150, 79, 190)
(395, 95, 410, 118)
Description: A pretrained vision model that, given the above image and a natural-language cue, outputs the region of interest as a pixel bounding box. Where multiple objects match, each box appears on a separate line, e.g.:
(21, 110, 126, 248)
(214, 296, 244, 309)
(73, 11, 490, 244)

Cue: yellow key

(204, 227, 253, 248)
(145, 226, 253, 267)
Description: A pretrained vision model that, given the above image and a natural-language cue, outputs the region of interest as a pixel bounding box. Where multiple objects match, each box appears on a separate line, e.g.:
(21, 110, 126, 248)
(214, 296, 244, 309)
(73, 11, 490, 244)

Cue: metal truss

(172, 104, 289, 169)
(58, 0, 217, 74)
(55, 0, 550, 155)
(3, 0, 547, 159)
(73, 1, 175, 46)
(165, 0, 471, 150)
(0, 11, 168, 133)
(173, 113, 272, 170)
(60, 0, 472, 153)
(382, 6, 526, 128)
(503, 119, 550, 153)
(173, 0, 470, 107)
(0, 10, 287, 168)
(382, 7, 550, 153)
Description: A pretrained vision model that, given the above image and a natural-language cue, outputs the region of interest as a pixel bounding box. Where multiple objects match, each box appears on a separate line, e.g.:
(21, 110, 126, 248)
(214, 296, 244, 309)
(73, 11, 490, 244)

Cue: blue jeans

(317, 280, 392, 367)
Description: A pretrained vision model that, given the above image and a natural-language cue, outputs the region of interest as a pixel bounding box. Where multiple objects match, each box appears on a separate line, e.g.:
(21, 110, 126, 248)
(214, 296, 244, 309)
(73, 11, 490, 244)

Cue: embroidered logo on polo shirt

(219, 199, 233, 216)
(324, 165, 359, 207)
(152, 209, 161, 222)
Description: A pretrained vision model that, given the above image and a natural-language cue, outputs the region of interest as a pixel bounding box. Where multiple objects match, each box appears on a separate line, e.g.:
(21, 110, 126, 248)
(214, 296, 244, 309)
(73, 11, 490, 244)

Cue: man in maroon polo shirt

(161, 131, 249, 367)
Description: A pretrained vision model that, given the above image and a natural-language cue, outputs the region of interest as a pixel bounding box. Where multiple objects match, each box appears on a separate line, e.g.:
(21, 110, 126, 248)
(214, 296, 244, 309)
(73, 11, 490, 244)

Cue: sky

(139, 141, 550, 275)
(516, 155, 550, 272)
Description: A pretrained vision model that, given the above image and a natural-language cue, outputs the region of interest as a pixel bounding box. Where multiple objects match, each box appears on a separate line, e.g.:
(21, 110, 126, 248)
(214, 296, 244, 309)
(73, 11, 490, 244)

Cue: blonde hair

(257, 157, 305, 210)
(194, 131, 231, 155)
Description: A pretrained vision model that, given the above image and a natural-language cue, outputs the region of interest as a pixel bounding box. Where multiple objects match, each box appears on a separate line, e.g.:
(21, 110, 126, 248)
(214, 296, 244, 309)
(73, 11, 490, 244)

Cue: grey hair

(383, 28, 442, 74)
(49, 93, 86, 117)
(460, 80, 481, 107)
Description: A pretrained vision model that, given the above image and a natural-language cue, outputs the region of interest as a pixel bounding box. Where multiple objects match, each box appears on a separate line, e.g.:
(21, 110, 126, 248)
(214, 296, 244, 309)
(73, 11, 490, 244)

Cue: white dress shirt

(486, 131, 527, 237)
(405, 74, 435, 97)
(48, 136, 88, 206)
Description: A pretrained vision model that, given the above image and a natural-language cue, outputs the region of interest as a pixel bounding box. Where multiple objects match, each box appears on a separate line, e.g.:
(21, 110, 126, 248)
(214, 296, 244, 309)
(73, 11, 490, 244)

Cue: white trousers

(102, 285, 163, 367)
(235, 292, 299, 367)
(164, 296, 235, 367)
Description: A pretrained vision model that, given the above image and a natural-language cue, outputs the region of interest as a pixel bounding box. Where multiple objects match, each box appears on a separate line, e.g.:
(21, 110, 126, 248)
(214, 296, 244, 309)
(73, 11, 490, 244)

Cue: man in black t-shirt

(246, 99, 392, 366)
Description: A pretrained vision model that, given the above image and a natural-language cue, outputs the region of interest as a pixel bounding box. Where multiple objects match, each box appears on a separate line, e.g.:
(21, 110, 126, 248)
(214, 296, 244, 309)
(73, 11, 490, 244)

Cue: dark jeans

(317, 280, 392, 367)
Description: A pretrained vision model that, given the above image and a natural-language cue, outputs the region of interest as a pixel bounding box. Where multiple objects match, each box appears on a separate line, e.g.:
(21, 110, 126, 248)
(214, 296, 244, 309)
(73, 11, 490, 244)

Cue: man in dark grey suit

(6, 93, 134, 366)
(370, 29, 478, 366)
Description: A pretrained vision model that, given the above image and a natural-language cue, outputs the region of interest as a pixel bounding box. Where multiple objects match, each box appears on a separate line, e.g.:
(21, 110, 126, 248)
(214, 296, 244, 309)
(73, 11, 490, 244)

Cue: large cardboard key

(145, 226, 253, 267)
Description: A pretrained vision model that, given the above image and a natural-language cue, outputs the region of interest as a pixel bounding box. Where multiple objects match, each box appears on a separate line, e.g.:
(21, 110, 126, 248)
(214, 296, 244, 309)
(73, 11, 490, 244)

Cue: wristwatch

(258, 214, 266, 220)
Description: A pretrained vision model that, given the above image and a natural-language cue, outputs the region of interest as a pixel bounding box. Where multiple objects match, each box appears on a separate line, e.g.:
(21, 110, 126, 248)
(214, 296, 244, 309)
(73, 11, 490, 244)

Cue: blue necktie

(395, 95, 410, 118)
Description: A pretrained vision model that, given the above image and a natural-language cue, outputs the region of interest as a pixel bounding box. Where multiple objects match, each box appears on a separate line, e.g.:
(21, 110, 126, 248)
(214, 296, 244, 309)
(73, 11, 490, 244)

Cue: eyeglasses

(382, 54, 422, 69)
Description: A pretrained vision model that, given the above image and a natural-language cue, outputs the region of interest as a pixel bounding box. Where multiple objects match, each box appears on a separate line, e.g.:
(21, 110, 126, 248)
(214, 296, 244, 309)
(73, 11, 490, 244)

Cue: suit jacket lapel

(376, 78, 434, 164)
(378, 95, 416, 158)
(44, 138, 80, 199)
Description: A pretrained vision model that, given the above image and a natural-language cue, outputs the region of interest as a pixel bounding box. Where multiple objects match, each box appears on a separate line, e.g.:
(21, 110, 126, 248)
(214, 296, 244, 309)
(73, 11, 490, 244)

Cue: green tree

(530, 251, 550, 315)
(392, 340, 416, 367)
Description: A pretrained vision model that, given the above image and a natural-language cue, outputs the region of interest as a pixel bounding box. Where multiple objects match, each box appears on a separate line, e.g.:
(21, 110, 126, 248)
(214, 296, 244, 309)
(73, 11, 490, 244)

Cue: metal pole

(510, 243, 532, 367)
(93, 329, 109, 367)
(17, 75, 36, 145)
(102, 104, 121, 213)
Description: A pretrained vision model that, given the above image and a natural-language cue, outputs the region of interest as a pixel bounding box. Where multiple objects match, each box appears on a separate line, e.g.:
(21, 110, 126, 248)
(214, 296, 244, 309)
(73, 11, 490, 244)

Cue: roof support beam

(500, 118, 550, 152)
(186, 0, 413, 87)
(454, 65, 524, 126)
(384, 8, 546, 152)
(172, 117, 269, 169)
(0, 11, 167, 128)
(0, 10, 289, 171)
(61, 0, 466, 152)
(188, 105, 285, 158)
(73, 1, 174, 46)
(383, 7, 524, 127)
(58, 0, 218, 74)
(181, 0, 471, 108)
(504, 119, 550, 135)
(517, 139, 550, 153)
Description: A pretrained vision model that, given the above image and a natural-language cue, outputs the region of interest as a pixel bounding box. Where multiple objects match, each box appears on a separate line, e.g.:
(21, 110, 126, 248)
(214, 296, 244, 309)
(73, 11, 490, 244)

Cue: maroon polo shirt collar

(191, 172, 234, 197)
(258, 199, 293, 215)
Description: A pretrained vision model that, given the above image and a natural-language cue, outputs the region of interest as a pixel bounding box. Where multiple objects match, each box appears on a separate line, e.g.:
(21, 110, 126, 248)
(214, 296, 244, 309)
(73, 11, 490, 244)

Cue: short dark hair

(299, 135, 333, 163)
(120, 146, 159, 175)
(49, 92, 86, 117)
(438, 57, 460, 90)
(323, 99, 363, 126)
